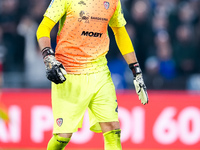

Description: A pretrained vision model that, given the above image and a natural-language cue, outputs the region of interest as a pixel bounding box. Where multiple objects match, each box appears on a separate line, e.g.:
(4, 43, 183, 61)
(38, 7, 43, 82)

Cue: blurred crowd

(0, 0, 200, 90)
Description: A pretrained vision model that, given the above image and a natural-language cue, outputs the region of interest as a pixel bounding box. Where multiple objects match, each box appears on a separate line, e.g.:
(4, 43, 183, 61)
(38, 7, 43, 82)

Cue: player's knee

(57, 133, 72, 139)
(100, 121, 120, 133)
(110, 122, 120, 131)
(110, 122, 120, 129)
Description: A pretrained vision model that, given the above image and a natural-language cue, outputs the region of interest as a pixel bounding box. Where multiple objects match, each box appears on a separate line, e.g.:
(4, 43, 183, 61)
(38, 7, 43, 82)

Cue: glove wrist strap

(41, 47, 55, 59)
(129, 62, 142, 77)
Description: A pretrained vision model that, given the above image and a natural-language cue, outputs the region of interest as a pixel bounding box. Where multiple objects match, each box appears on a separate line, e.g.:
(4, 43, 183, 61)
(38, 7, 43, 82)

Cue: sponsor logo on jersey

(104, 1, 110, 9)
(81, 31, 103, 38)
(78, 11, 108, 23)
(49, 0, 54, 8)
(78, 11, 90, 23)
(56, 118, 63, 127)
(91, 16, 108, 22)
(78, 0, 86, 5)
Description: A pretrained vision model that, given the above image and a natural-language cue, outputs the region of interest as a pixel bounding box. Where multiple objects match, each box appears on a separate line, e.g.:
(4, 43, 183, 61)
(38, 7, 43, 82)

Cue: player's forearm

(111, 26, 138, 64)
(36, 16, 56, 50)
(123, 52, 138, 65)
(38, 37, 51, 51)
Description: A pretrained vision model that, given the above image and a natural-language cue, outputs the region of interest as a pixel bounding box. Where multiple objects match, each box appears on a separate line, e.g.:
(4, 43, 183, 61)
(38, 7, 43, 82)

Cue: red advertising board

(0, 89, 200, 149)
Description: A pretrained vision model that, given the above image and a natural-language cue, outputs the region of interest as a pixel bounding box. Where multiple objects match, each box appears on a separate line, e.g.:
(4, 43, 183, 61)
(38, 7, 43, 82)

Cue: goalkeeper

(36, 0, 148, 149)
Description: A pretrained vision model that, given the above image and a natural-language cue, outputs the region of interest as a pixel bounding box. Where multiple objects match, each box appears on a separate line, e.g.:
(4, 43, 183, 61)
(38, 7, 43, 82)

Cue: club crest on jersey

(56, 118, 63, 127)
(104, 1, 110, 9)
(49, 0, 54, 8)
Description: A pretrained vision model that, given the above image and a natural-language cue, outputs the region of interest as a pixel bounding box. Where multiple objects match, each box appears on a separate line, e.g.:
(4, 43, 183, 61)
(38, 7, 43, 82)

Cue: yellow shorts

(51, 69, 118, 133)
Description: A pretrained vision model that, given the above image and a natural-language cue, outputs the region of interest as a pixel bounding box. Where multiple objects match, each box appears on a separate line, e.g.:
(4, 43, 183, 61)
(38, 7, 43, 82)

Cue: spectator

(0, 0, 25, 73)
(155, 31, 176, 79)
(17, 16, 49, 87)
(173, 25, 198, 75)
(0, 26, 6, 86)
(128, 0, 154, 70)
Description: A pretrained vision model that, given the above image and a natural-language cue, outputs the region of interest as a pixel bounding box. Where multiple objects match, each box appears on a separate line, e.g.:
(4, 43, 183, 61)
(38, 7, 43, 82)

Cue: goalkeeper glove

(129, 62, 148, 105)
(41, 47, 67, 84)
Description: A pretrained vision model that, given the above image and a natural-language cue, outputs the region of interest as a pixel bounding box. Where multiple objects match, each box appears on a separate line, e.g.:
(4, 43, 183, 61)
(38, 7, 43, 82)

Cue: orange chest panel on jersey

(54, 0, 118, 74)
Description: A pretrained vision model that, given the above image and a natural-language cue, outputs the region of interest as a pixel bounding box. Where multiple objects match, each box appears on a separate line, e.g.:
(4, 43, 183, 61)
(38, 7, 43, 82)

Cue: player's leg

(100, 122, 122, 150)
(100, 121, 120, 133)
(50, 73, 93, 149)
(47, 133, 72, 150)
(88, 69, 122, 150)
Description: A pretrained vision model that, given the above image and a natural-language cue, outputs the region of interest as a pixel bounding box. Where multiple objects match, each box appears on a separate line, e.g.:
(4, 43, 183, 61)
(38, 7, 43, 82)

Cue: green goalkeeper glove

(129, 62, 148, 105)
(42, 47, 67, 84)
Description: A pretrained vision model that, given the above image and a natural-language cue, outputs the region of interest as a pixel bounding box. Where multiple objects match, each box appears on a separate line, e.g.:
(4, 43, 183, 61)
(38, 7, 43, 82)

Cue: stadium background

(0, 0, 200, 149)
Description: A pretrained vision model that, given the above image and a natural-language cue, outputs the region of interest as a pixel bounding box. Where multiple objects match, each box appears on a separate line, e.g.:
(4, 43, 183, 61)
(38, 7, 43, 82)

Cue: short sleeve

(44, 0, 67, 23)
(109, 0, 126, 27)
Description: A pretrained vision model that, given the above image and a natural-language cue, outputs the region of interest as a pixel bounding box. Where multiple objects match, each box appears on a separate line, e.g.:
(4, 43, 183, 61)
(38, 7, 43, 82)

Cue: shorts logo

(56, 118, 63, 127)
(115, 100, 118, 113)
(78, 11, 90, 23)
(104, 1, 110, 9)
(49, 0, 54, 8)
(115, 105, 118, 113)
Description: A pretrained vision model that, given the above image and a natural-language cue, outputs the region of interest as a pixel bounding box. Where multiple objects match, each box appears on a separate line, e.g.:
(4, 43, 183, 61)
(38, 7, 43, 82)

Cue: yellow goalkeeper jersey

(44, 0, 126, 74)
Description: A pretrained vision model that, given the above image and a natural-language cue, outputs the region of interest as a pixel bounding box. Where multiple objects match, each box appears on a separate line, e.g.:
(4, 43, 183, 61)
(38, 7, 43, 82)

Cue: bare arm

(36, 17, 66, 84)
(38, 37, 51, 51)
(123, 51, 138, 65)
(111, 26, 138, 65)
(111, 26, 148, 104)
(36, 16, 56, 51)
